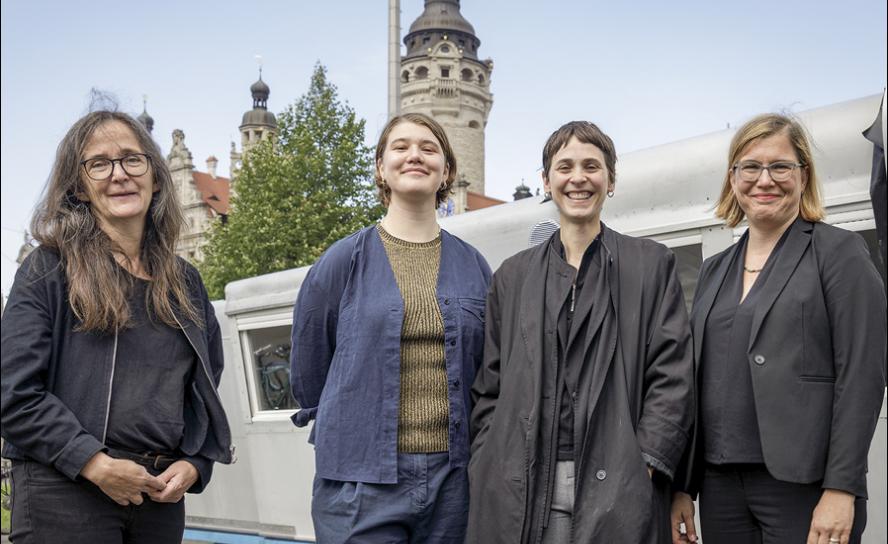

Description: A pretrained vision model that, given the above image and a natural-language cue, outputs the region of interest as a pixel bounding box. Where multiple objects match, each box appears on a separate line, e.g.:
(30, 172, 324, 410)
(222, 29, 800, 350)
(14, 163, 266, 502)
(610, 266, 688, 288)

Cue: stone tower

(167, 129, 205, 260)
(239, 69, 277, 154)
(232, 70, 277, 178)
(401, 0, 493, 196)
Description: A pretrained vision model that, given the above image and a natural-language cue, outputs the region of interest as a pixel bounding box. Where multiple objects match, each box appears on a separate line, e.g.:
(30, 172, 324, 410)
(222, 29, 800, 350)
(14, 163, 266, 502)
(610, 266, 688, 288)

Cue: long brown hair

(30, 111, 201, 332)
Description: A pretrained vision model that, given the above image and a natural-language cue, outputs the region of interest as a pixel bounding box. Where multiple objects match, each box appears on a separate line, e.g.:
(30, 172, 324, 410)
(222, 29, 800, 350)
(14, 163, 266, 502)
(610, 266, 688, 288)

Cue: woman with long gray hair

(1, 110, 233, 543)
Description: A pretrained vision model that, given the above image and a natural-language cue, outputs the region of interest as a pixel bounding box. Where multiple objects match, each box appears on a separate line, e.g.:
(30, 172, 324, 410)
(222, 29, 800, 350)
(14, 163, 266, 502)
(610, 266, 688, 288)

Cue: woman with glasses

(671, 114, 886, 544)
(290, 112, 490, 543)
(1, 111, 233, 543)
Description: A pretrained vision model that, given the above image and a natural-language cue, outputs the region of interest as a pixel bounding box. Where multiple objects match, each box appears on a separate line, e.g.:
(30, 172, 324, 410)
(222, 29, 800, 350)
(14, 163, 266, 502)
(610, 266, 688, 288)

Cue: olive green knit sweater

(378, 224, 450, 453)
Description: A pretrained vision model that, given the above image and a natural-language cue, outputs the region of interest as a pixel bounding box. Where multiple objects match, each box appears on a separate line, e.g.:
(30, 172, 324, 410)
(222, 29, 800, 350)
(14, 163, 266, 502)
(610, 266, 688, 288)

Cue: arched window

(415, 66, 429, 80)
(401, 70, 410, 83)
(478, 74, 485, 85)
(440, 45, 450, 54)
(461, 68, 473, 81)
(468, 120, 480, 129)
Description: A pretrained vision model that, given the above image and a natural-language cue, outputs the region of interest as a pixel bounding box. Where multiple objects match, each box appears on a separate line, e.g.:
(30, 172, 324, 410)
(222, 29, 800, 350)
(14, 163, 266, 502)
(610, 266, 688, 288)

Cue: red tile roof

(467, 191, 505, 211)
(191, 171, 230, 216)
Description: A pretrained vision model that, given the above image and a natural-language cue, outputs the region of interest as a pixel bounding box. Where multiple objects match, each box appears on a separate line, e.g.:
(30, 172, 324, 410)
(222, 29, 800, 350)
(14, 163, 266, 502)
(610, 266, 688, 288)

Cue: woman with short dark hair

(1, 110, 233, 543)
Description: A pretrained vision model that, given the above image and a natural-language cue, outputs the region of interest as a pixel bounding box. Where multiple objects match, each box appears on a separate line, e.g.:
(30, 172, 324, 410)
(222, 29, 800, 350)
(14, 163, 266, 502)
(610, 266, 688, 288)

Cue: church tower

(232, 70, 277, 177)
(401, 0, 493, 197)
(239, 69, 277, 154)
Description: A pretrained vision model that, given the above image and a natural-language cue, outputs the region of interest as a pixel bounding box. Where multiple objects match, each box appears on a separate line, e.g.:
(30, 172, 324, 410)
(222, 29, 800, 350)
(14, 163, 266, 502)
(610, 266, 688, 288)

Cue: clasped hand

(81, 452, 198, 505)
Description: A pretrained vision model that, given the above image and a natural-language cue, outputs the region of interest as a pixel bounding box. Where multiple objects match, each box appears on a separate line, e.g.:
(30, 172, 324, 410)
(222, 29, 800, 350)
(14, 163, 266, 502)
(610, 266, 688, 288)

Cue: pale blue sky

(2, 0, 886, 295)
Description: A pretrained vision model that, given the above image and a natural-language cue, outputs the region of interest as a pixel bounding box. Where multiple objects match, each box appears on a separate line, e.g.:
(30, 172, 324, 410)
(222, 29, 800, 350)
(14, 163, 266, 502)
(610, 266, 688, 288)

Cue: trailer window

(672, 244, 703, 311)
(240, 325, 299, 412)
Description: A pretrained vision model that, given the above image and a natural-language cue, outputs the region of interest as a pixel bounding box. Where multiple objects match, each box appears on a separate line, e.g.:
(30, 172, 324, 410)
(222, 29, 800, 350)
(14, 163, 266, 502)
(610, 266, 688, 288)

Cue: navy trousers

(700, 464, 867, 544)
(311, 452, 468, 543)
(9, 460, 185, 544)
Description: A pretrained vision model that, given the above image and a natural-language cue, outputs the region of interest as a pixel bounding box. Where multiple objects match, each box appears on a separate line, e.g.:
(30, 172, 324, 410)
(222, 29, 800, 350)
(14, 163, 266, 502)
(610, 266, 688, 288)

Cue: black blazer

(681, 218, 886, 498)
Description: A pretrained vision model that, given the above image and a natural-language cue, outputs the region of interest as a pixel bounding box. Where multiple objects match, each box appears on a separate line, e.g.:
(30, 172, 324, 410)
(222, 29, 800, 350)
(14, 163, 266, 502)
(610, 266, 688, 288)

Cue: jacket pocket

(798, 375, 836, 384)
(458, 297, 485, 323)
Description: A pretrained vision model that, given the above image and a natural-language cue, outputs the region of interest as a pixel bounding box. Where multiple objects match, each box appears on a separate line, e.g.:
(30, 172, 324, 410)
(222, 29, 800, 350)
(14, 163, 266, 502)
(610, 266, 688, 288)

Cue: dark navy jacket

(0, 247, 233, 493)
(290, 226, 491, 484)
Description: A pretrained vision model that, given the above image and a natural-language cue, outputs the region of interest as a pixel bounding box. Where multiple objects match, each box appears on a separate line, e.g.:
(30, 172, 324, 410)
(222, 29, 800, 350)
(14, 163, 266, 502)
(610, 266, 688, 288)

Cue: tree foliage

(200, 63, 383, 299)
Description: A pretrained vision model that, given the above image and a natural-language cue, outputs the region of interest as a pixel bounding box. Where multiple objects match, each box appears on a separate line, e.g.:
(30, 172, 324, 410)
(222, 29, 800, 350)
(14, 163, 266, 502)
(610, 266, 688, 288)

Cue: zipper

(100, 328, 119, 445)
(570, 283, 576, 313)
(173, 314, 235, 461)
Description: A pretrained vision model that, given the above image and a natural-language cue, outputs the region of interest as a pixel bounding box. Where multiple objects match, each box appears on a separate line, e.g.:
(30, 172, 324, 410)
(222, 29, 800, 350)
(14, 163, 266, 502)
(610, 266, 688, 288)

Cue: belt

(106, 448, 178, 471)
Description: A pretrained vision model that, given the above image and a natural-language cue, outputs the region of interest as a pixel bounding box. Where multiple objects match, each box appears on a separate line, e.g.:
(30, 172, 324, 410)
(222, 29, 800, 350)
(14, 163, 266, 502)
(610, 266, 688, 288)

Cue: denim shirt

(290, 225, 491, 484)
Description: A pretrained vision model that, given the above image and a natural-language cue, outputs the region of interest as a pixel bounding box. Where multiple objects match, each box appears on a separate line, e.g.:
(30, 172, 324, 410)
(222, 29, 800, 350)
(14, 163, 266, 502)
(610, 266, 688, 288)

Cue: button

(753, 354, 766, 365)
(454, 421, 461, 429)
(444, 298, 451, 305)
(453, 379, 460, 388)
(450, 340, 456, 346)
(595, 469, 607, 481)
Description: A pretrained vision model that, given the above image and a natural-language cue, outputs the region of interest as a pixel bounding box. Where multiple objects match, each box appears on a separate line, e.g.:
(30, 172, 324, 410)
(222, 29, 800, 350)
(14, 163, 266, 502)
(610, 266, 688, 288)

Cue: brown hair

(716, 113, 825, 227)
(374, 112, 456, 207)
(30, 111, 201, 332)
(542, 121, 617, 184)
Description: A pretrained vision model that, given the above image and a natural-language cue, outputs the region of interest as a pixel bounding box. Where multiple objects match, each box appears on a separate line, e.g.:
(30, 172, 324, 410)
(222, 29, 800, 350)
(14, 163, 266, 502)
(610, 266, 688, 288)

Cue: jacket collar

(691, 217, 813, 361)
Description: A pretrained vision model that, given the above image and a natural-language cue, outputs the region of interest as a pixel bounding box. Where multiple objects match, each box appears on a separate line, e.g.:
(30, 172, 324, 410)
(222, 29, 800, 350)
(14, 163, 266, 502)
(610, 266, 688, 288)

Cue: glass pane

(672, 244, 703, 312)
(243, 326, 299, 412)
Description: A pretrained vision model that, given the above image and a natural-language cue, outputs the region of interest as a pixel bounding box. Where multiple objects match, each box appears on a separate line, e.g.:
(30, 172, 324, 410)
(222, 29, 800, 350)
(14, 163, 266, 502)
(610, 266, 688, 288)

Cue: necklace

(743, 265, 763, 274)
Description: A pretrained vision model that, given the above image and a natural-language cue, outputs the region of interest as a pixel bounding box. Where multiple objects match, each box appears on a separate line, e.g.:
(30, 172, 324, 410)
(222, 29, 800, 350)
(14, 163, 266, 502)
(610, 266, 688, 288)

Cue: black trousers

(9, 460, 185, 544)
(699, 464, 867, 544)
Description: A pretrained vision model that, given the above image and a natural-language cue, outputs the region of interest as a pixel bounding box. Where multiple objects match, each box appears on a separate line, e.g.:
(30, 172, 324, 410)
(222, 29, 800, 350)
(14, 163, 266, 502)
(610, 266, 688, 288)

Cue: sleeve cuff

(642, 451, 675, 481)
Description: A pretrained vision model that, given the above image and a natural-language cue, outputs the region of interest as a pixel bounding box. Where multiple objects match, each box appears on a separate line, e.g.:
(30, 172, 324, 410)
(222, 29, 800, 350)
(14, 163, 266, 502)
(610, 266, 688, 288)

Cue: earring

(607, 190, 615, 198)
(544, 191, 552, 200)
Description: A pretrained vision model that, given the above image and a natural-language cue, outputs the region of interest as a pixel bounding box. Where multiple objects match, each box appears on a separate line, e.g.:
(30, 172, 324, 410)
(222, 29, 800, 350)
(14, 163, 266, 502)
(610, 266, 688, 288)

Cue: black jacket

(677, 219, 887, 498)
(468, 226, 694, 543)
(1, 247, 233, 493)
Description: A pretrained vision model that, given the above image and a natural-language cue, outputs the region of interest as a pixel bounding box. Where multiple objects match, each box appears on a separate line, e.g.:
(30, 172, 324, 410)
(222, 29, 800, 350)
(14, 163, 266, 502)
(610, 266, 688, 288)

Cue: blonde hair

(716, 113, 825, 227)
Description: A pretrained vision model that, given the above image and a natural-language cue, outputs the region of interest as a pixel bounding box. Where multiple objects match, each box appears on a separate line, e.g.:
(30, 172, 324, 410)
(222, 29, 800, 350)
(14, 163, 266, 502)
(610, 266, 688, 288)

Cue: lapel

(691, 237, 743, 371)
(437, 230, 458, 300)
(584, 227, 620, 420)
(747, 218, 813, 348)
(519, 241, 551, 379)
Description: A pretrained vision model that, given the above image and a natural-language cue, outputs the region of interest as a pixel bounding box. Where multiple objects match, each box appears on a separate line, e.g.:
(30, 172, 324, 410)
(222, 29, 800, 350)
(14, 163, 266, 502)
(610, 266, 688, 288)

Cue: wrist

(80, 451, 112, 483)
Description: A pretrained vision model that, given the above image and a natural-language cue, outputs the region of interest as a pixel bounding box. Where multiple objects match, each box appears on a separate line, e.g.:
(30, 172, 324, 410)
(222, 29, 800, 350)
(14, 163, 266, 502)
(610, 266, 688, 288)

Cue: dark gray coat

(468, 226, 694, 543)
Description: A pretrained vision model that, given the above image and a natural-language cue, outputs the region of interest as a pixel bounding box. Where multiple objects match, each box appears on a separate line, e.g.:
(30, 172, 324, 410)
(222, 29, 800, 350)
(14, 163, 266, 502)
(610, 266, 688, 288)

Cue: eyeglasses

(732, 160, 804, 183)
(80, 153, 150, 181)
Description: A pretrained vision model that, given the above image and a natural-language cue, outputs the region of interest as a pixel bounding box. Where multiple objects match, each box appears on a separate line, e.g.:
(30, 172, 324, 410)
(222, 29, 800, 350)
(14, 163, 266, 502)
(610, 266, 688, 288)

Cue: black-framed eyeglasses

(80, 153, 151, 181)
(732, 160, 805, 183)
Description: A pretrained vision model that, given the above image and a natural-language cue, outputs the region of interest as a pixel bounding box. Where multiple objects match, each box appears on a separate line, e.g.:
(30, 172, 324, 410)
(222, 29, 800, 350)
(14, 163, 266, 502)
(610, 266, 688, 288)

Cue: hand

(80, 452, 166, 506)
(671, 491, 698, 543)
(807, 489, 855, 544)
(147, 460, 199, 503)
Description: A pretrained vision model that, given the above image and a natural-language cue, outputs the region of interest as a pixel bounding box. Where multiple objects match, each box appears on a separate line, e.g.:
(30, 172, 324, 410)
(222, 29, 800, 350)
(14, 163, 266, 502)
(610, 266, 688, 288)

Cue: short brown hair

(374, 112, 457, 207)
(542, 121, 617, 184)
(716, 113, 825, 227)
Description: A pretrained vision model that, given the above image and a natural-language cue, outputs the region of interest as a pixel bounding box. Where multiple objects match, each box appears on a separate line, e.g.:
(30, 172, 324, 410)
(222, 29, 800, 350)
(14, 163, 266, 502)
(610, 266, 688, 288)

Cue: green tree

(200, 63, 384, 299)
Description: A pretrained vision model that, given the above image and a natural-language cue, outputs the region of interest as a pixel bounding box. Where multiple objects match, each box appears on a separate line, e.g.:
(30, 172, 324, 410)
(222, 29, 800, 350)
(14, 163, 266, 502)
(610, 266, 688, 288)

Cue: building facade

(400, 0, 494, 213)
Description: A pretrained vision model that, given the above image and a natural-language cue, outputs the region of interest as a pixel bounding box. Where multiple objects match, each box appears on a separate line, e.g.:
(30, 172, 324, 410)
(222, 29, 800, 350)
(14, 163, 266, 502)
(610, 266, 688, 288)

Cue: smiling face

(730, 131, 806, 229)
(543, 136, 614, 225)
(77, 120, 158, 233)
(376, 121, 449, 208)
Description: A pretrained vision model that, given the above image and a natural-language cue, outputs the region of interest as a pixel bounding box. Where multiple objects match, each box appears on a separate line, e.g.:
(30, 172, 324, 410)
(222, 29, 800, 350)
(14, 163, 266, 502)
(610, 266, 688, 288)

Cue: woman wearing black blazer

(671, 114, 886, 544)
